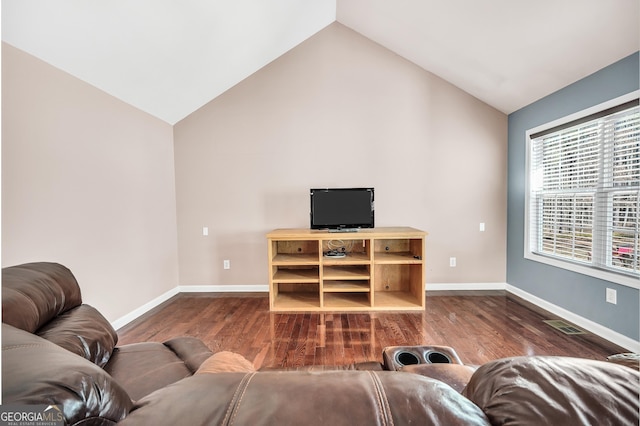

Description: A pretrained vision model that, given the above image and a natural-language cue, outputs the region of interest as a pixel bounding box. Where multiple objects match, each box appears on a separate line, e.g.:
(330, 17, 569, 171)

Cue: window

(525, 93, 639, 288)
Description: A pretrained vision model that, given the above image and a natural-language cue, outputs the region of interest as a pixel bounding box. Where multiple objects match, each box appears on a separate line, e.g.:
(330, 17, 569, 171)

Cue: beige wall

(2, 22, 508, 325)
(2, 43, 179, 322)
(174, 23, 508, 286)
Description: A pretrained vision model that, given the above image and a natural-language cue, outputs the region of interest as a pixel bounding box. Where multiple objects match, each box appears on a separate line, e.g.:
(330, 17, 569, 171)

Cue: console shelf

(323, 265, 370, 280)
(323, 281, 370, 292)
(267, 227, 426, 312)
(272, 268, 319, 283)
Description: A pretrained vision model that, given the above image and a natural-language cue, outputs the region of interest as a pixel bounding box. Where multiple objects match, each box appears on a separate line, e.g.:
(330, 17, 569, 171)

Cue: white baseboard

(112, 285, 268, 329)
(506, 284, 640, 353)
(178, 284, 269, 293)
(427, 282, 507, 291)
(111, 286, 180, 330)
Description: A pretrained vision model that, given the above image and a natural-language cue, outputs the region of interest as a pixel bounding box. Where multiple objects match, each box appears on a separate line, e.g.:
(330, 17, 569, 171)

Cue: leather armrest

(163, 336, 214, 372)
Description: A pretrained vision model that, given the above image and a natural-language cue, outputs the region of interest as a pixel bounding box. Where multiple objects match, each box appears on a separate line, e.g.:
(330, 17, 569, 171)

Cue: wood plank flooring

(117, 291, 628, 368)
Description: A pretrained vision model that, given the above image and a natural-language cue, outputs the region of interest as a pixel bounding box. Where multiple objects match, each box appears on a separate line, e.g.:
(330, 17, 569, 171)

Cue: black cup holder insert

(426, 351, 452, 363)
(396, 351, 421, 366)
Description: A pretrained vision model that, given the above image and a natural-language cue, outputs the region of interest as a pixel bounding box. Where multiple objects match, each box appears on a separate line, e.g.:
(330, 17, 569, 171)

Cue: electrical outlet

(223, 260, 230, 270)
(449, 257, 456, 267)
(606, 288, 617, 304)
(479, 222, 485, 232)
(202, 226, 208, 236)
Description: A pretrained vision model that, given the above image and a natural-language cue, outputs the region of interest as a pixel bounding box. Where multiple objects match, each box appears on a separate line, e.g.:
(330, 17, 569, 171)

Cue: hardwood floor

(117, 291, 628, 368)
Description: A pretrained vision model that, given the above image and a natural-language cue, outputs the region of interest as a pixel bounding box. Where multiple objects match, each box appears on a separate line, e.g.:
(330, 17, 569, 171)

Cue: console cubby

(374, 238, 423, 263)
(323, 292, 371, 309)
(372, 264, 423, 309)
(321, 239, 371, 262)
(271, 240, 320, 264)
(267, 227, 426, 312)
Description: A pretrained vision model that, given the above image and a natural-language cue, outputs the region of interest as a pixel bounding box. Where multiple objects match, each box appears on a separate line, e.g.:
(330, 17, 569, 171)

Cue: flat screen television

(310, 188, 375, 230)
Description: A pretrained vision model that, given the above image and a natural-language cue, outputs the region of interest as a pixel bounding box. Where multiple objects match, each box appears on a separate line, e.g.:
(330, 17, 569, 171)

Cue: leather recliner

(3, 262, 639, 425)
(2, 262, 214, 423)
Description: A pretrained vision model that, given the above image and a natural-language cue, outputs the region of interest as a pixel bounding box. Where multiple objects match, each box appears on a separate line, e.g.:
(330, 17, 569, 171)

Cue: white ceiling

(2, 0, 638, 124)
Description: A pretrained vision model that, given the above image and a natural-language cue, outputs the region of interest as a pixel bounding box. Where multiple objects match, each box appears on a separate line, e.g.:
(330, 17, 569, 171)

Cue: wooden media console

(267, 227, 426, 312)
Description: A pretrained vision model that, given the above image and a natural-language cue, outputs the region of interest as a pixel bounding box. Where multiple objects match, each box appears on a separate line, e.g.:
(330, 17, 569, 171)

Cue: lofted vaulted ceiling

(2, 0, 638, 124)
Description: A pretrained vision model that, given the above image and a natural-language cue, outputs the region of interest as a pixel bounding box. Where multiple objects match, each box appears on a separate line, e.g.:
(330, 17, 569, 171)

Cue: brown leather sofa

(2, 262, 214, 422)
(3, 262, 639, 425)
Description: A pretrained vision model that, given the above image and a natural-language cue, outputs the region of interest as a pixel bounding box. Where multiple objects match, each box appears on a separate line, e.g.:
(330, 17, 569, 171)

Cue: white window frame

(524, 91, 640, 290)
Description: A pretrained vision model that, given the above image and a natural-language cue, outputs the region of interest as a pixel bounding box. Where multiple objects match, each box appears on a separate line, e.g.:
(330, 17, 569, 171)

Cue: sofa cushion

(104, 341, 207, 400)
(2, 324, 132, 426)
(36, 304, 118, 367)
(120, 371, 491, 425)
(2, 262, 82, 332)
(462, 356, 640, 426)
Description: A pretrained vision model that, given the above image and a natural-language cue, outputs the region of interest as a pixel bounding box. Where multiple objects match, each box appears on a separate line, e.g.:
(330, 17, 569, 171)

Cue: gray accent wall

(507, 52, 640, 341)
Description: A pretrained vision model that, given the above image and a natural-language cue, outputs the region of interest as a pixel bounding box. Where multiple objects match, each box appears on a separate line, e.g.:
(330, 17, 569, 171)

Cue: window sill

(524, 252, 639, 290)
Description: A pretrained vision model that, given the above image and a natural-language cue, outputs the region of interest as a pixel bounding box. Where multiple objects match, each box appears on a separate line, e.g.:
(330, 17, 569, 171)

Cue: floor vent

(543, 320, 587, 335)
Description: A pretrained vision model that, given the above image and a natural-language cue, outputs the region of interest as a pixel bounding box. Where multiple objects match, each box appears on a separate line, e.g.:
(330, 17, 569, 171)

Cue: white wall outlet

(449, 257, 456, 267)
(202, 226, 209, 236)
(223, 260, 230, 270)
(606, 288, 617, 304)
(479, 222, 485, 232)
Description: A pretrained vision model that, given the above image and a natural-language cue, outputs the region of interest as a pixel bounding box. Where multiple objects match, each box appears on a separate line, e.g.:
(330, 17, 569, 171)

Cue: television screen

(310, 188, 374, 230)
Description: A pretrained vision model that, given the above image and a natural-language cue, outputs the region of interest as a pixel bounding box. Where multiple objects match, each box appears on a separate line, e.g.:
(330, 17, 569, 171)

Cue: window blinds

(529, 101, 639, 277)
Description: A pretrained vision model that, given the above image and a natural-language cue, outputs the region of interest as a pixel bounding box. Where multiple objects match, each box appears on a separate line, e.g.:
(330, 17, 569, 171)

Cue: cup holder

(396, 351, 421, 366)
(382, 345, 462, 370)
(426, 351, 451, 364)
